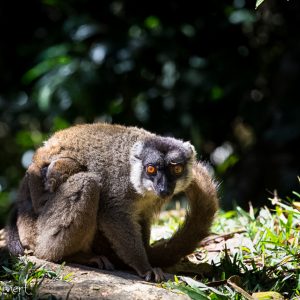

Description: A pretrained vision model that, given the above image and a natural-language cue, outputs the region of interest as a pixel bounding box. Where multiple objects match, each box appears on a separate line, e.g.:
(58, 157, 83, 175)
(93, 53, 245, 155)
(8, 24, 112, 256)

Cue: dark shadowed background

(0, 0, 299, 226)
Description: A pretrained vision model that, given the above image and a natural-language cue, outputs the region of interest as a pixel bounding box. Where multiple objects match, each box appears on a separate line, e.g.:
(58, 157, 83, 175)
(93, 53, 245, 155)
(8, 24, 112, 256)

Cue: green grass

(163, 181, 300, 299)
(0, 256, 71, 299)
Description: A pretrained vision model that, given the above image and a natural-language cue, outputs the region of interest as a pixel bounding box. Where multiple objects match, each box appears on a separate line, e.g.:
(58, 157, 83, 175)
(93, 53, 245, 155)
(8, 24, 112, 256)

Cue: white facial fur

(129, 141, 146, 195)
(129, 140, 196, 196)
(129, 141, 159, 196)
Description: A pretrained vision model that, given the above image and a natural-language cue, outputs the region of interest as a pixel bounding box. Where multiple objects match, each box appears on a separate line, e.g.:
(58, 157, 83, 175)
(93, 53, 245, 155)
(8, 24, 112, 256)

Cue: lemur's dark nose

(158, 187, 171, 198)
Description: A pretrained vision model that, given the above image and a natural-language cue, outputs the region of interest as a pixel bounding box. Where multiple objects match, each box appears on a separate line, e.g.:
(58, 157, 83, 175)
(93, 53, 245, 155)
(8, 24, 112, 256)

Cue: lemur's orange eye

(146, 165, 157, 175)
(171, 164, 184, 176)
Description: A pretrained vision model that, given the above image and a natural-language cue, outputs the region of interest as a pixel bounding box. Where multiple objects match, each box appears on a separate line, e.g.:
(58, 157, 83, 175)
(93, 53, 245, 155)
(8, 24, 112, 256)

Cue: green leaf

(51, 116, 70, 132)
(179, 277, 228, 297)
(292, 191, 300, 198)
(2, 266, 13, 274)
(255, 0, 265, 9)
(210, 86, 224, 101)
(144, 16, 160, 29)
(22, 56, 71, 84)
(15, 130, 44, 148)
(252, 291, 284, 299)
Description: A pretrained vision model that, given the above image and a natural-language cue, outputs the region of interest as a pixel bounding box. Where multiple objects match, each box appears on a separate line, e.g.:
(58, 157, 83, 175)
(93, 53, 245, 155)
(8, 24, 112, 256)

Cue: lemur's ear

(183, 141, 196, 158)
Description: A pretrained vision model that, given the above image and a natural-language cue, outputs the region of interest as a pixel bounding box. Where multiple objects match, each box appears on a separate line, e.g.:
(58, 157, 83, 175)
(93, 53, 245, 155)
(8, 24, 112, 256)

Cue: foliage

(0, 256, 71, 299)
(162, 181, 300, 299)
(256, 0, 291, 9)
(0, 0, 300, 227)
(256, 0, 266, 9)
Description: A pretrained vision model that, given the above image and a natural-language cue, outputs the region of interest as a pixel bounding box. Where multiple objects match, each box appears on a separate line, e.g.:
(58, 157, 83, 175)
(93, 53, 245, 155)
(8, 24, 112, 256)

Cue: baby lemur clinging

(7, 123, 218, 282)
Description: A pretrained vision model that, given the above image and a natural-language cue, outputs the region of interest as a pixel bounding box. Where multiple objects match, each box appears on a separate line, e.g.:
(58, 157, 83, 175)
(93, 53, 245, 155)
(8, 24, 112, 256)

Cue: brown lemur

(7, 123, 218, 282)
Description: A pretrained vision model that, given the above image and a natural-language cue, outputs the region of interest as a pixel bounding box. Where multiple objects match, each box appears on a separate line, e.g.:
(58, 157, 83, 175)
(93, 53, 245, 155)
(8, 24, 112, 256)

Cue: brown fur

(147, 162, 219, 266)
(7, 123, 218, 282)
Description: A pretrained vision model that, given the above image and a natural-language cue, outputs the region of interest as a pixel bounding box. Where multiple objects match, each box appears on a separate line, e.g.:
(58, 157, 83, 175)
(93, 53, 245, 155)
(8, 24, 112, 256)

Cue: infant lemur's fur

(7, 123, 218, 282)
